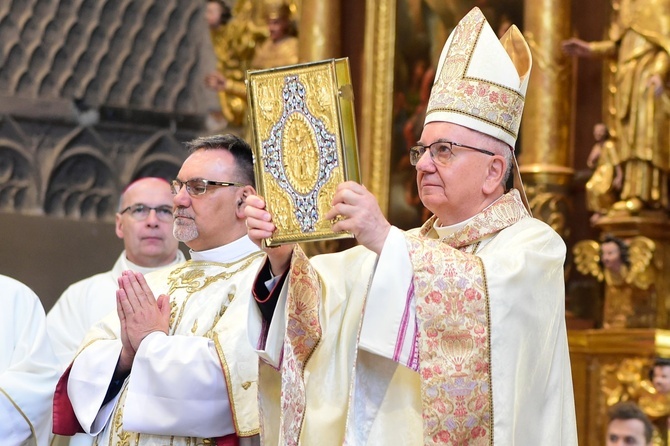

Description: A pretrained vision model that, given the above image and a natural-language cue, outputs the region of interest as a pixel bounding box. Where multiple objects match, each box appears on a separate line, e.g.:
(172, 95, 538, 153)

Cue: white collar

(432, 195, 504, 238)
(432, 215, 474, 238)
(189, 236, 260, 263)
(121, 250, 186, 275)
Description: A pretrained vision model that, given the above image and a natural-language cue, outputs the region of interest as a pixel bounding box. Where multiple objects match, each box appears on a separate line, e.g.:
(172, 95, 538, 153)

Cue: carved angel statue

(574, 235, 659, 328)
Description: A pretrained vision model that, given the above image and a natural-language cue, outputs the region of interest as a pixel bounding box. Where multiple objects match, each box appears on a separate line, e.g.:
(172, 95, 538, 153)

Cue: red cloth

(52, 364, 84, 435)
(216, 434, 240, 446)
(52, 364, 241, 444)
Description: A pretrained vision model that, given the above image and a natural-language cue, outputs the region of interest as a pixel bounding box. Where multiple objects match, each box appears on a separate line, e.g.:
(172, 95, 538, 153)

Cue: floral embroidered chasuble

(255, 189, 577, 445)
(407, 191, 527, 445)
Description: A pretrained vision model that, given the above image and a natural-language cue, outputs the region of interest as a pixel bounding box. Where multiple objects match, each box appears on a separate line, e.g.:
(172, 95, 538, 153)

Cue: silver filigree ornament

(262, 75, 339, 232)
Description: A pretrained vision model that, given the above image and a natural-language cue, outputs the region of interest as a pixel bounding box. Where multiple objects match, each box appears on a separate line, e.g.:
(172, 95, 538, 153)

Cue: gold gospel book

(246, 58, 360, 247)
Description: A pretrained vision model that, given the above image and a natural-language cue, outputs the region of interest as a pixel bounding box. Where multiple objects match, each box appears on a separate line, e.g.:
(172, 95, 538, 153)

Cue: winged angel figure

(573, 236, 659, 328)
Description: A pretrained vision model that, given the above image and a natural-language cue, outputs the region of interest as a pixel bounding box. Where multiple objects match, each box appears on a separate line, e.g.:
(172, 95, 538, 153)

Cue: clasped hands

(115, 270, 170, 373)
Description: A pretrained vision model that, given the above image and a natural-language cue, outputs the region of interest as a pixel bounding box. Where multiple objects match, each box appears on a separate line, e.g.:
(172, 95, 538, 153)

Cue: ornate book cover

(246, 58, 360, 247)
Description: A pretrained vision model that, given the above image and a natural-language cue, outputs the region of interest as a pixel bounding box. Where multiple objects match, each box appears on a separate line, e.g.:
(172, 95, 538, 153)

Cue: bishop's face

(414, 121, 502, 226)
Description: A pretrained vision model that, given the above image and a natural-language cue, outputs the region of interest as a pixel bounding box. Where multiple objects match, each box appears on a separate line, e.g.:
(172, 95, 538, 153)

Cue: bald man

(47, 177, 185, 446)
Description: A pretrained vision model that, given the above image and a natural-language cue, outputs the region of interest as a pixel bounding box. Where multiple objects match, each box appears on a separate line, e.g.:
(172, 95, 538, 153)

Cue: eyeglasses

(119, 204, 174, 222)
(171, 178, 246, 196)
(409, 140, 495, 166)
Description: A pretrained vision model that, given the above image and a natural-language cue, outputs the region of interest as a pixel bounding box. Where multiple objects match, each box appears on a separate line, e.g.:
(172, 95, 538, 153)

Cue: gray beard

(173, 220, 198, 243)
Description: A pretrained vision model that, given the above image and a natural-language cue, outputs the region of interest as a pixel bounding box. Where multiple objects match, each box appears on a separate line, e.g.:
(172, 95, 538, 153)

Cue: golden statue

(204, 0, 299, 129)
(563, 0, 670, 214)
(204, 0, 267, 128)
(573, 235, 659, 328)
(585, 123, 624, 225)
(250, 1, 299, 70)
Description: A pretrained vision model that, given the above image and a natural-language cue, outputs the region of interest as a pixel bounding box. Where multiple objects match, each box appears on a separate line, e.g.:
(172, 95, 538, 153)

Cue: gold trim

(361, 0, 396, 215)
(0, 387, 37, 443)
(479, 256, 495, 446)
(213, 336, 260, 437)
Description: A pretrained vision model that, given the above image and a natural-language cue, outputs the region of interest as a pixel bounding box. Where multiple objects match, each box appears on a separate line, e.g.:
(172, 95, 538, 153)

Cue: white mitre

(424, 6, 532, 148)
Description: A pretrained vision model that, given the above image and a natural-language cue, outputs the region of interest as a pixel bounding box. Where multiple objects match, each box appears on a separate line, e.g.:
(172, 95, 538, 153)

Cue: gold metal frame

(247, 59, 360, 247)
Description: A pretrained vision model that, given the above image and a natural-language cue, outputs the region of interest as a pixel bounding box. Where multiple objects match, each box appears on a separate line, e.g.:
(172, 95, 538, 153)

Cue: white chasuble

(250, 190, 577, 445)
(47, 250, 186, 373)
(0, 275, 60, 446)
(69, 251, 264, 446)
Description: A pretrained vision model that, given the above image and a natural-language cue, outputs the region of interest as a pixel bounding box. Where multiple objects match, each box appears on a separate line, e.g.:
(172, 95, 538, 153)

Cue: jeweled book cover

(246, 58, 360, 247)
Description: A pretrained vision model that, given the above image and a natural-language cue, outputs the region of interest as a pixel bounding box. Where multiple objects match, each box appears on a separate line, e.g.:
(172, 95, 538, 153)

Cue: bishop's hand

(325, 181, 391, 255)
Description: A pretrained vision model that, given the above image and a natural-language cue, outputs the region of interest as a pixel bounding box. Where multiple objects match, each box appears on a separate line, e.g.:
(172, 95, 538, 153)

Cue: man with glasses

(245, 7, 577, 445)
(53, 134, 262, 445)
(47, 177, 185, 446)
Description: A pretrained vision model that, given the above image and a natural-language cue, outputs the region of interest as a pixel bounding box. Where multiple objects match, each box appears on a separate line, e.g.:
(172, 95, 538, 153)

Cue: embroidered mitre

(424, 7, 532, 148)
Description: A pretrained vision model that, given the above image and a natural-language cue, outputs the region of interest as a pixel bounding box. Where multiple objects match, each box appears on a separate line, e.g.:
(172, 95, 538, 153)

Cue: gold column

(520, 0, 573, 239)
(360, 0, 395, 214)
(298, 0, 340, 61)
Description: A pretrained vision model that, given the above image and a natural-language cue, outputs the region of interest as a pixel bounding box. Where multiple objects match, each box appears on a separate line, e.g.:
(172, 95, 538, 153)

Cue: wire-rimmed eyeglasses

(119, 204, 174, 222)
(409, 140, 495, 166)
(171, 178, 246, 196)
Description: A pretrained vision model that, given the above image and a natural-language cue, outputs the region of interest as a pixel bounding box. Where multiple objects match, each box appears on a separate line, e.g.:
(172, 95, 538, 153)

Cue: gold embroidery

(168, 253, 263, 330)
(281, 247, 323, 444)
(205, 294, 234, 338)
(169, 300, 177, 328)
(191, 319, 198, 334)
(471, 240, 482, 254)
(212, 336, 261, 437)
(108, 382, 137, 446)
(481, 257, 494, 445)
(409, 190, 527, 444)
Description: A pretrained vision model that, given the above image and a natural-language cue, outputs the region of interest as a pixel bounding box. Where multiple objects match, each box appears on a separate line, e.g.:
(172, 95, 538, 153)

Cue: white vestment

(0, 275, 60, 446)
(62, 237, 263, 446)
(47, 250, 187, 369)
(47, 250, 185, 446)
(249, 191, 578, 445)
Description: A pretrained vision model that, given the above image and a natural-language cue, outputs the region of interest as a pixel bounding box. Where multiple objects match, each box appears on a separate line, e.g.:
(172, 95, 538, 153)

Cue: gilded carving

(574, 235, 660, 328)
(525, 184, 570, 239)
(600, 357, 652, 406)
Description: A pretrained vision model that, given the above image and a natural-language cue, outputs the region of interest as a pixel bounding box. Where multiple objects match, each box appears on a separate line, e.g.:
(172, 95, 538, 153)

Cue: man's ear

(235, 185, 257, 217)
(115, 212, 124, 239)
(483, 156, 506, 194)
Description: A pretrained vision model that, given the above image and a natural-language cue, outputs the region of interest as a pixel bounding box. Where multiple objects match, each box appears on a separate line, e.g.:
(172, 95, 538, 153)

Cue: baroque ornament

(261, 75, 339, 232)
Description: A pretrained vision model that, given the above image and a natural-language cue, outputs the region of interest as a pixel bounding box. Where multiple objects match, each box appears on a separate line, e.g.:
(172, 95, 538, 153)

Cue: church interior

(1, 0, 669, 444)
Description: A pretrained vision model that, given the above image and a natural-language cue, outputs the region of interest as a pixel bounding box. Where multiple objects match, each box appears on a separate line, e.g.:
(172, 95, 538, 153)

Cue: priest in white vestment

(53, 134, 263, 446)
(0, 274, 60, 446)
(47, 177, 185, 370)
(244, 8, 578, 445)
(47, 177, 185, 446)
